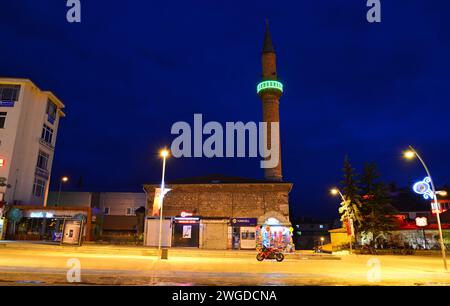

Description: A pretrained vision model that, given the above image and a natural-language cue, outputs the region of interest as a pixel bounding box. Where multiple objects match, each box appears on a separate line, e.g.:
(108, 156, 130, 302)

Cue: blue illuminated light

(413, 177, 434, 200)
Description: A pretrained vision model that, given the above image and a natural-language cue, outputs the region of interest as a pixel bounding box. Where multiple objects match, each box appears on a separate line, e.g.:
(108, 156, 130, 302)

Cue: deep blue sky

(1, 1, 450, 219)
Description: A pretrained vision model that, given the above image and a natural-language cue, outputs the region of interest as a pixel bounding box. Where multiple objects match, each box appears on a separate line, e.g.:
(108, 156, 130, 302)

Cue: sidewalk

(0, 241, 338, 260)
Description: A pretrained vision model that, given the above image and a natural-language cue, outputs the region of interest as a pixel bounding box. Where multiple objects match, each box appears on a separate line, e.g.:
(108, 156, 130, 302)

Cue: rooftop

(145, 174, 291, 185)
(0, 77, 66, 117)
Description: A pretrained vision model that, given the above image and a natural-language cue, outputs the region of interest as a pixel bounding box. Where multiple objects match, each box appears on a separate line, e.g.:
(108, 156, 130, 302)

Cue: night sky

(1, 1, 450, 219)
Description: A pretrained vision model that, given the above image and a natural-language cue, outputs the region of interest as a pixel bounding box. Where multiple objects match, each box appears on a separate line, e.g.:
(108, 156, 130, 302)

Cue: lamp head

(160, 149, 169, 158)
(404, 150, 416, 160)
(62, 177, 69, 183)
(330, 188, 339, 196)
(436, 190, 448, 197)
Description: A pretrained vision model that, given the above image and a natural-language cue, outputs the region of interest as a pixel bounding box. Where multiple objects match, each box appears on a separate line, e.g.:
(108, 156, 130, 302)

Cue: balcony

(39, 138, 55, 150)
(35, 167, 49, 180)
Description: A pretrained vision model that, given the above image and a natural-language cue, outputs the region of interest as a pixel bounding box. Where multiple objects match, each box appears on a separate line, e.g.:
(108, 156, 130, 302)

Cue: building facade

(0, 78, 65, 206)
(144, 176, 293, 250)
(47, 191, 146, 242)
(143, 24, 294, 250)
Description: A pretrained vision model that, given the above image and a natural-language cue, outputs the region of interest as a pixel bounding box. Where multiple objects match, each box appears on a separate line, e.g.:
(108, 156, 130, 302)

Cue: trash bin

(161, 248, 168, 260)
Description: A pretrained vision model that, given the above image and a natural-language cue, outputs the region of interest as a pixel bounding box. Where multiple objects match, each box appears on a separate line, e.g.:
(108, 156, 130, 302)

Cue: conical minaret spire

(258, 21, 283, 182)
(263, 19, 275, 54)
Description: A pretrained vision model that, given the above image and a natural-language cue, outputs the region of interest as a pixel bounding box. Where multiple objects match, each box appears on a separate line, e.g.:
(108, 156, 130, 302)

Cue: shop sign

(52, 232, 63, 242)
(0, 101, 15, 107)
(180, 211, 193, 217)
(30, 212, 54, 218)
(24, 210, 86, 219)
(61, 219, 84, 246)
(174, 216, 200, 224)
(182, 225, 192, 239)
(415, 217, 428, 227)
(231, 218, 257, 227)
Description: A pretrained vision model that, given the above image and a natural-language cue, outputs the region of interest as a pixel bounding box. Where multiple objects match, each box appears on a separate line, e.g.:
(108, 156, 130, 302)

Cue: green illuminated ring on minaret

(257, 80, 283, 94)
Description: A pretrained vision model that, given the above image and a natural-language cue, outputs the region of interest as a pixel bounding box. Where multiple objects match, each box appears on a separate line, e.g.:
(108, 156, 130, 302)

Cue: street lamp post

(56, 176, 69, 207)
(331, 188, 353, 254)
(157, 149, 169, 256)
(404, 145, 448, 272)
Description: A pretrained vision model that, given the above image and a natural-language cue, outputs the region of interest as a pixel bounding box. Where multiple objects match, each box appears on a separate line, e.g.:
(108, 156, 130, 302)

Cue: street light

(330, 187, 353, 254)
(56, 176, 69, 207)
(404, 145, 448, 271)
(158, 149, 169, 257)
(436, 190, 448, 197)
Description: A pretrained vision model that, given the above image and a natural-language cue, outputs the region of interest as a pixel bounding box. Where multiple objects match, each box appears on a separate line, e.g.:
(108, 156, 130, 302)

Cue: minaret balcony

(257, 80, 283, 95)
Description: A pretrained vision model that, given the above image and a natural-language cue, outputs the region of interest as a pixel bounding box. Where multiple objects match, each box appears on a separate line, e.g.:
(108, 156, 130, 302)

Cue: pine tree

(339, 156, 362, 232)
(359, 162, 397, 241)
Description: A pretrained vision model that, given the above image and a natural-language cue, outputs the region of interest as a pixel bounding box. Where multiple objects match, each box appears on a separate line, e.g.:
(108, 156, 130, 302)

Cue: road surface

(0, 244, 449, 286)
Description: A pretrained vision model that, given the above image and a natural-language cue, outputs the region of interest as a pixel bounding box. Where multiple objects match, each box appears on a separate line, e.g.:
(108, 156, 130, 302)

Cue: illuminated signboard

(0, 101, 15, 107)
(174, 216, 200, 224)
(180, 211, 193, 218)
(415, 217, 428, 227)
(231, 218, 257, 227)
(30, 212, 54, 218)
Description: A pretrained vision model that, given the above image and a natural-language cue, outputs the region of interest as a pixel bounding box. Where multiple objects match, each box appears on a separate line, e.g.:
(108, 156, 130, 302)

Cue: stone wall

(143, 183, 292, 225)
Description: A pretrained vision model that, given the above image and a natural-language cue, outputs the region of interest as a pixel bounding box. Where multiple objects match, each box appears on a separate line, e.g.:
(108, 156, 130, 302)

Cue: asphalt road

(0, 246, 449, 286)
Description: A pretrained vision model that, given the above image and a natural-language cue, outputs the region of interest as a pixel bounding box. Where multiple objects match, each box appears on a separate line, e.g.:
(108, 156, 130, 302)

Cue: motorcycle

(256, 247, 285, 262)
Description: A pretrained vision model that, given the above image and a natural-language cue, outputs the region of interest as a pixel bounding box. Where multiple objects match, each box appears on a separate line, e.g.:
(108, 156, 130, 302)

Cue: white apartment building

(0, 78, 66, 206)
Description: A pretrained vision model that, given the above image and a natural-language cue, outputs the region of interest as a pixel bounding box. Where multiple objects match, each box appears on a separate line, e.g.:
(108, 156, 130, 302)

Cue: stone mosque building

(144, 23, 294, 250)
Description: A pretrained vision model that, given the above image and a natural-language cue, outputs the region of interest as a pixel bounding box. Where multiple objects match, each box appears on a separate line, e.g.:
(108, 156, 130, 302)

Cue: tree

(339, 156, 362, 232)
(359, 162, 397, 243)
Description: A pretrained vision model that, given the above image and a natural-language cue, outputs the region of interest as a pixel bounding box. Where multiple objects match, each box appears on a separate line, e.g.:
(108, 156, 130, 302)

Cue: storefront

(258, 217, 295, 253)
(5, 206, 91, 242)
(172, 215, 201, 248)
(144, 216, 172, 247)
(229, 218, 258, 250)
(200, 218, 228, 250)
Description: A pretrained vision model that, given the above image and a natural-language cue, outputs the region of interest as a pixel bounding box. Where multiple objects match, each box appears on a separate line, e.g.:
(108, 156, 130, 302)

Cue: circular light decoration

(257, 80, 283, 94)
(413, 177, 434, 200)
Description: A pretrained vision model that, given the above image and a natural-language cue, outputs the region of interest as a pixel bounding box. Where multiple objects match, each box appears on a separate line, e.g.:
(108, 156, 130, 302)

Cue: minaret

(257, 21, 283, 182)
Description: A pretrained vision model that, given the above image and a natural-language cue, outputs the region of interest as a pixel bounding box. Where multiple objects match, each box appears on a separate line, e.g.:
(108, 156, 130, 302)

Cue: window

(36, 151, 49, 170)
(46, 100, 57, 124)
(103, 207, 110, 215)
(32, 177, 46, 198)
(0, 85, 21, 102)
(126, 208, 134, 215)
(41, 124, 54, 145)
(0, 112, 6, 128)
